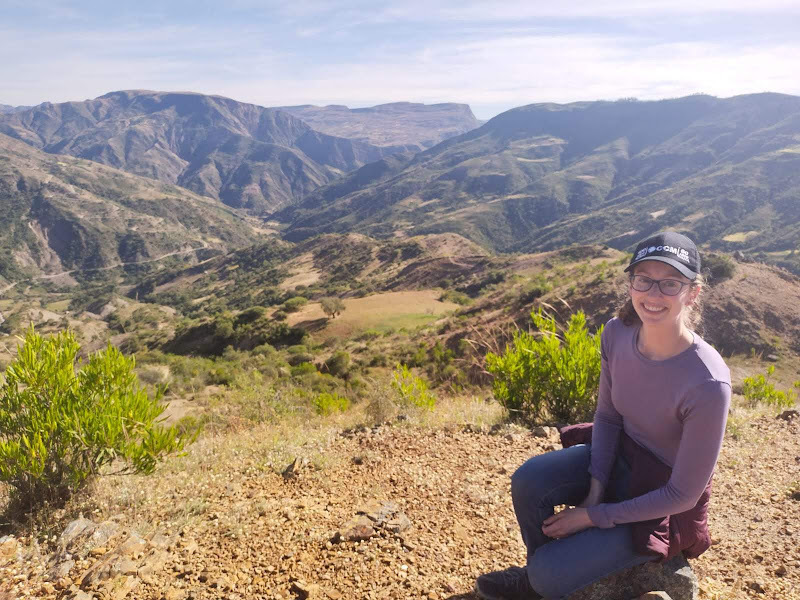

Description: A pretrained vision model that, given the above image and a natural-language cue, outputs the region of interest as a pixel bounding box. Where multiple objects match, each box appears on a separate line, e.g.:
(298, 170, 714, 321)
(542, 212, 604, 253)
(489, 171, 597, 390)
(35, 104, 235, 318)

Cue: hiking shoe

(474, 566, 541, 600)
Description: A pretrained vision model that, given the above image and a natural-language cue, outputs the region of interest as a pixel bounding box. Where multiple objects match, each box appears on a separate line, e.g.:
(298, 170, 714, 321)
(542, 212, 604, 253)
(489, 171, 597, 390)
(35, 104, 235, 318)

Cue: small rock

(291, 580, 319, 599)
(384, 514, 412, 534)
(0, 536, 18, 563)
(55, 576, 72, 590)
(333, 515, 375, 543)
(89, 547, 107, 557)
(777, 409, 799, 421)
(282, 457, 310, 480)
(357, 500, 399, 524)
(747, 581, 766, 594)
(775, 565, 787, 577)
(532, 426, 549, 438)
(47, 558, 76, 581)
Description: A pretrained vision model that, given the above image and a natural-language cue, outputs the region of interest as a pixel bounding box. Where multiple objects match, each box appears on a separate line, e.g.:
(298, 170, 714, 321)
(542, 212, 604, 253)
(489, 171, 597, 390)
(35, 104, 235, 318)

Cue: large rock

(566, 555, 698, 600)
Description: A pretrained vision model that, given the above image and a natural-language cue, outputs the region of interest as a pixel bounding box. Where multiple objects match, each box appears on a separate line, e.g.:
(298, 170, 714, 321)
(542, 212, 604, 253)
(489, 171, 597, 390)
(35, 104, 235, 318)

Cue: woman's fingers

(541, 508, 591, 539)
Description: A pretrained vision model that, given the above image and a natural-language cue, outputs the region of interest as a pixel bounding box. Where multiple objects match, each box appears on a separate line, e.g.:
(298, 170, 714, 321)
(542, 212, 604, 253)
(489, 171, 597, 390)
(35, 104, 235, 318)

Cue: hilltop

(277, 93, 800, 275)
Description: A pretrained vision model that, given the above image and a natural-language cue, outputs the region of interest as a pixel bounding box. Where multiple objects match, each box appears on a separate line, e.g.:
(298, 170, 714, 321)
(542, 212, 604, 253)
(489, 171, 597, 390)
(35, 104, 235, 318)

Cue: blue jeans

(511, 444, 655, 599)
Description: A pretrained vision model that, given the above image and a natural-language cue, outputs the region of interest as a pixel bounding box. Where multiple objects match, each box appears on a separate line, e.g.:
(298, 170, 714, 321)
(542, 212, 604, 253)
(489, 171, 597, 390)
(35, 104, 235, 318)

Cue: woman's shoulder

(602, 316, 635, 340)
(688, 333, 731, 386)
(600, 317, 636, 356)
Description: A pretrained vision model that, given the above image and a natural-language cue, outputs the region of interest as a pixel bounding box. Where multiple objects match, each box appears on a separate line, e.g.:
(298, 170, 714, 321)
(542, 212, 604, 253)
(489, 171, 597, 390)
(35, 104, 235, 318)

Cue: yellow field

(286, 290, 458, 338)
(722, 231, 760, 242)
(45, 299, 71, 311)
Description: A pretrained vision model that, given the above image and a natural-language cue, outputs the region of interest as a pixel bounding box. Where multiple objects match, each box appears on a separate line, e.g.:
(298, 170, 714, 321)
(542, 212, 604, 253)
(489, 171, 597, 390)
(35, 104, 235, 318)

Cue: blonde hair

(617, 272, 705, 332)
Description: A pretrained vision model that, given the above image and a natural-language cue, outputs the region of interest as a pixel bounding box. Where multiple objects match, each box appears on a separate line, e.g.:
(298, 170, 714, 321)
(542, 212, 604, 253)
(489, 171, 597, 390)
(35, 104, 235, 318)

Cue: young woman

(475, 231, 731, 600)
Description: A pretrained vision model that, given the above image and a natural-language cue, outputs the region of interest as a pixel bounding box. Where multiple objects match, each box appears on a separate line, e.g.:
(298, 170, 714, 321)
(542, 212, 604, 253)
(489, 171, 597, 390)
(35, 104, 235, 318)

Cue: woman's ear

(686, 284, 701, 306)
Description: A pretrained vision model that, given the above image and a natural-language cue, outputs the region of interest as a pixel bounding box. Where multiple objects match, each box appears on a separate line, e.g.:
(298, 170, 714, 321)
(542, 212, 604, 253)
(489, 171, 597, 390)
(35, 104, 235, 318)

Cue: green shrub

(283, 297, 308, 313)
(290, 362, 317, 377)
(323, 351, 351, 378)
(486, 310, 603, 424)
(439, 290, 471, 305)
(742, 366, 797, 409)
(705, 253, 736, 284)
(391, 364, 436, 410)
(312, 392, 350, 415)
(0, 328, 197, 509)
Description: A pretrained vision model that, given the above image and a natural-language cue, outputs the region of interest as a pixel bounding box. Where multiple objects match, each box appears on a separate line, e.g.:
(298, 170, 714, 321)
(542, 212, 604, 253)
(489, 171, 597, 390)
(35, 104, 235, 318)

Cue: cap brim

(624, 256, 697, 280)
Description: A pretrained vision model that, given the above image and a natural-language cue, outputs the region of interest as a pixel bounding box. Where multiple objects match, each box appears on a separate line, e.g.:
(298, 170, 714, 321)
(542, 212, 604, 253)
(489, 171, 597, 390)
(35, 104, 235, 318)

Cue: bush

(323, 351, 351, 378)
(0, 328, 197, 509)
(742, 366, 797, 409)
(486, 310, 603, 424)
(391, 364, 436, 409)
(312, 392, 350, 415)
(290, 362, 317, 377)
(283, 297, 308, 313)
(705, 253, 736, 284)
(439, 290, 471, 306)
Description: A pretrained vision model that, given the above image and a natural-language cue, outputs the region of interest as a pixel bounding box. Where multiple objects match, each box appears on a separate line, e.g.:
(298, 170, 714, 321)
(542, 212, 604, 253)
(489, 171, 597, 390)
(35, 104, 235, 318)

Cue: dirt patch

(4, 404, 797, 600)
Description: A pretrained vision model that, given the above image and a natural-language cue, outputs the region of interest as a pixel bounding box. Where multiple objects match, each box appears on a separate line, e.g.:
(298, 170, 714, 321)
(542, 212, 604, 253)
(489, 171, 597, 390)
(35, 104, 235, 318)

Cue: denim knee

(528, 546, 563, 599)
(511, 458, 541, 506)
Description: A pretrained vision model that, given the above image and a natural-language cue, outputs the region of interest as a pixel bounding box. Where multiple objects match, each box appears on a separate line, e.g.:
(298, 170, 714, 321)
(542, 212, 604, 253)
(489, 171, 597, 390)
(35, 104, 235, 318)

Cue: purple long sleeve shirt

(586, 317, 731, 529)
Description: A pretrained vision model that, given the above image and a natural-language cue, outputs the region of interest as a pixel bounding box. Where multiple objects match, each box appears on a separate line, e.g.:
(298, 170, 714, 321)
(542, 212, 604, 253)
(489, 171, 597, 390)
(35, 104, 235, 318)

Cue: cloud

(1, 1, 799, 119)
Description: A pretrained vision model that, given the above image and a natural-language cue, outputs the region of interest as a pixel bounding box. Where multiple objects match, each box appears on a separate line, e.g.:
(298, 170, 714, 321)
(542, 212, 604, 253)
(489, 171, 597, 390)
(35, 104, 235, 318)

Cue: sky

(3, 0, 800, 120)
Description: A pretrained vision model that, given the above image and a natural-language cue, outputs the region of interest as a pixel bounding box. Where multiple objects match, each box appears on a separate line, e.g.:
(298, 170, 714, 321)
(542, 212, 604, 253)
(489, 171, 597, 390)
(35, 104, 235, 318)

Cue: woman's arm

(587, 323, 623, 490)
(587, 379, 731, 528)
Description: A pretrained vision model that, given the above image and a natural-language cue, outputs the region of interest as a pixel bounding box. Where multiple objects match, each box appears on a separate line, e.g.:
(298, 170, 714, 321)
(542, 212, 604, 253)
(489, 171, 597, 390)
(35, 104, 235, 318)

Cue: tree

(320, 297, 345, 319)
(0, 327, 198, 511)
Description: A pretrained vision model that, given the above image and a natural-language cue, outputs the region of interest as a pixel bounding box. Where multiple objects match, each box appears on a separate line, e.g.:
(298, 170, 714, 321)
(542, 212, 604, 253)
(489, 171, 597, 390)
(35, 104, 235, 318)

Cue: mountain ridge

(276, 93, 800, 274)
(0, 91, 430, 213)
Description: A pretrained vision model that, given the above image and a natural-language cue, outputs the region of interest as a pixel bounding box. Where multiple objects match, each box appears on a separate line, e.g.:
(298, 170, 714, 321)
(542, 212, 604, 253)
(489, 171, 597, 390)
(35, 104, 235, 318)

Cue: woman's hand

(541, 507, 594, 539)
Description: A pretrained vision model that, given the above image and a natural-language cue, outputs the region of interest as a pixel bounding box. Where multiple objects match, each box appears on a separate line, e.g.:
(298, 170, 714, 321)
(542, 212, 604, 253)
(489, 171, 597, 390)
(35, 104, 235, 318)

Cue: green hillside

(277, 93, 800, 273)
(0, 133, 258, 283)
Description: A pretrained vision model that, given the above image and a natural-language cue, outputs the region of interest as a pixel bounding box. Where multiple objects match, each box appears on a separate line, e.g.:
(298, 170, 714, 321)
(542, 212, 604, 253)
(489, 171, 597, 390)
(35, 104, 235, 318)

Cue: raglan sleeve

(588, 319, 624, 488)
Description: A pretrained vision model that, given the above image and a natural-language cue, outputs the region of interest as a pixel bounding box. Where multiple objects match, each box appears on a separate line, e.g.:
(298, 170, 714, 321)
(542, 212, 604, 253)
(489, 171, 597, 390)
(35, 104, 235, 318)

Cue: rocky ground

(1, 403, 799, 600)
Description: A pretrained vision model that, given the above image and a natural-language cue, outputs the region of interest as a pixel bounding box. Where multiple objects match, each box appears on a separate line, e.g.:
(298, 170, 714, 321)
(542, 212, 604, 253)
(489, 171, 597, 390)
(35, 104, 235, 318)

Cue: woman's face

(629, 261, 698, 328)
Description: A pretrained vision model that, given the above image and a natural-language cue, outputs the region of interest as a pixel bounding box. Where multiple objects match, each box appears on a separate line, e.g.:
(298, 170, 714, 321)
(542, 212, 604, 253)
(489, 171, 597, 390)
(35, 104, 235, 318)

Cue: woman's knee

(528, 546, 566, 599)
(511, 445, 590, 505)
(511, 457, 545, 504)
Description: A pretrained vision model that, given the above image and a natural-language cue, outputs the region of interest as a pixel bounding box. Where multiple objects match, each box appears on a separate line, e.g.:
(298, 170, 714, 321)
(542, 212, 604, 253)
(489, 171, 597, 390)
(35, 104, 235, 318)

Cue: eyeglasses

(629, 274, 690, 296)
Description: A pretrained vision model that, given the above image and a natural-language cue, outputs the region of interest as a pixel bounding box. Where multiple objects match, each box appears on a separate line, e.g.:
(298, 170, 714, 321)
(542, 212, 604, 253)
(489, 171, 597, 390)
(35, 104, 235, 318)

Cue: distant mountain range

(0, 132, 257, 282)
(0, 92, 480, 214)
(0, 103, 30, 114)
(279, 102, 479, 150)
(2, 90, 800, 282)
(277, 93, 800, 273)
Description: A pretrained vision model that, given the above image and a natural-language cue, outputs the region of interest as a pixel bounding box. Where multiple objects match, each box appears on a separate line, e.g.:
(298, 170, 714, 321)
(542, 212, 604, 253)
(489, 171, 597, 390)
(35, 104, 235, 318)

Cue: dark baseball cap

(624, 231, 701, 280)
